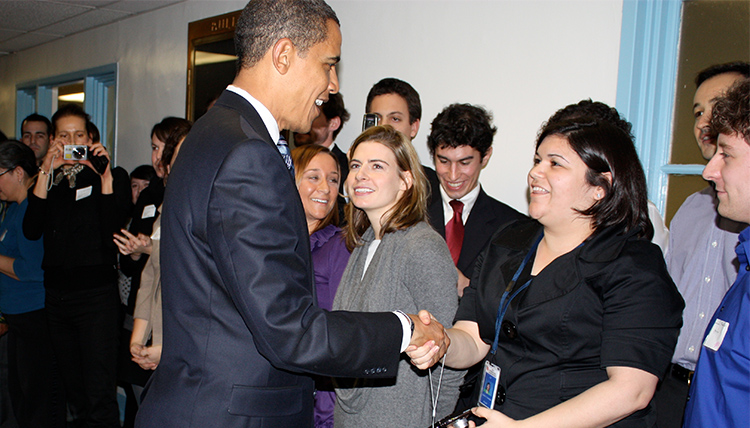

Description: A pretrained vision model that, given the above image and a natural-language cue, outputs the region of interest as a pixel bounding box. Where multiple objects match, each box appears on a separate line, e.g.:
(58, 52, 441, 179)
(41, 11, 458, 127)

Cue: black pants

(653, 368, 690, 428)
(5, 309, 66, 428)
(46, 286, 120, 428)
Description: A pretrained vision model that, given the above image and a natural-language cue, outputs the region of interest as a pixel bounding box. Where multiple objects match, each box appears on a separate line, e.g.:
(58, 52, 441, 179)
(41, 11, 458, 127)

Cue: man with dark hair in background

(135, 1, 447, 427)
(366, 77, 422, 141)
(655, 61, 749, 428)
(20, 113, 52, 165)
(426, 103, 523, 297)
(294, 92, 350, 189)
(365, 77, 440, 201)
(682, 77, 750, 428)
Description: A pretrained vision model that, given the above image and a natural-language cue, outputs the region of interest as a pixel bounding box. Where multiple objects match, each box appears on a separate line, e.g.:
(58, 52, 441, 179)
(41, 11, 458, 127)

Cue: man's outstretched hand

(406, 310, 449, 369)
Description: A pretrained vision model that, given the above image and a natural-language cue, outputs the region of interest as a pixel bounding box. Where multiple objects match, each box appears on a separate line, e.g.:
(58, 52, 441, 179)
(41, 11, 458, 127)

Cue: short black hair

(0, 140, 39, 177)
(320, 92, 350, 140)
(365, 78, 421, 123)
(21, 113, 52, 136)
(536, 118, 653, 240)
(544, 99, 633, 139)
(695, 61, 750, 87)
(427, 103, 496, 158)
(710, 78, 750, 145)
(0, 130, 6, 142)
(130, 164, 157, 182)
(51, 104, 91, 136)
(234, 0, 339, 69)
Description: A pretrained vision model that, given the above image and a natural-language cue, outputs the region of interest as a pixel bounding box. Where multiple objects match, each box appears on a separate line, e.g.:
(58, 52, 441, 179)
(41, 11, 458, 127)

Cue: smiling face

(297, 152, 339, 234)
(280, 19, 341, 133)
(528, 135, 602, 232)
(435, 145, 491, 200)
(368, 93, 419, 140)
(347, 141, 409, 228)
(702, 132, 750, 224)
(693, 72, 745, 160)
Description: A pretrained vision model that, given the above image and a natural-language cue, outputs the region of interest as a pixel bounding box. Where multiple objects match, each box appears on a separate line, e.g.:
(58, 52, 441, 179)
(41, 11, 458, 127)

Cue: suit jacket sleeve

(206, 139, 402, 377)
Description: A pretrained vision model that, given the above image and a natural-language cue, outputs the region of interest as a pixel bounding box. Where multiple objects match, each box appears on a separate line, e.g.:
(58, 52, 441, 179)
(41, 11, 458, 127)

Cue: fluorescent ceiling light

(195, 51, 237, 66)
(58, 92, 85, 102)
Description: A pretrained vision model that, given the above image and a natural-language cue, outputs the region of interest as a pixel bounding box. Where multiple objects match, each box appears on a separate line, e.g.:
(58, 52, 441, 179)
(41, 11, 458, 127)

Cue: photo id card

(478, 360, 501, 409)
(703, 318, 729, 351)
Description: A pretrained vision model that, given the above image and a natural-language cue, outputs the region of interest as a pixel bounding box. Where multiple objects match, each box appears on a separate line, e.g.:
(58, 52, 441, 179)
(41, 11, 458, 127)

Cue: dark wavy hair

(234, 0, 339, 69)
(365, 78, 422, 124)
(291, 144, 340, 233)
(710, 78, 750, 145)
(321, 92, 350, 140)
(695, 61, 750, 87)
(344, 125, 428, 251)
(545, 99, 633, 140)
(159, 119, 192, 173)
(536, 118, 653, 240)
(0, 140, 38, 178)
(427, 103, 496, 158)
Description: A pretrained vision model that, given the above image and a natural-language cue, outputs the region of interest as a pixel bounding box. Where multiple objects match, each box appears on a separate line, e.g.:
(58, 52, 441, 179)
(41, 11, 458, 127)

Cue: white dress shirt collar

(226, 85, 281, 144)
(440, 183, 481, 226)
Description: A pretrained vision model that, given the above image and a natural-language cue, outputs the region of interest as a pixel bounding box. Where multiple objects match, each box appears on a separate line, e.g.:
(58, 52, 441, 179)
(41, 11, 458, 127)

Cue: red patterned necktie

(446, 200, 464, 265)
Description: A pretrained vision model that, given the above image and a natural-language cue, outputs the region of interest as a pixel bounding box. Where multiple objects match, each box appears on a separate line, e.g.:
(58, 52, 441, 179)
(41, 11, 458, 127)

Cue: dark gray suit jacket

(427, 186, 525, 279)
(135, 90, 402, 428)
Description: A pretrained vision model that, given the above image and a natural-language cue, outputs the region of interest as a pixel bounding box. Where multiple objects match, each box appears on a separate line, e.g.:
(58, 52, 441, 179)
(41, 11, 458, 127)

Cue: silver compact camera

(63, 145, 88, 161)
(362, 113, 379, 132)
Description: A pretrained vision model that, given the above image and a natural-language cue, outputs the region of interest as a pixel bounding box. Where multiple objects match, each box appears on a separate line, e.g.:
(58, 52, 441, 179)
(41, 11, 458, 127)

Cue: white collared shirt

(226, 85, 281, 144)
(440, 183, 481, 226)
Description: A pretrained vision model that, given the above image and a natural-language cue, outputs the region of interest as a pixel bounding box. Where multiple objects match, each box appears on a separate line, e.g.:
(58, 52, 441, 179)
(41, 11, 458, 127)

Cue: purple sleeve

(311, 231, 350, 311)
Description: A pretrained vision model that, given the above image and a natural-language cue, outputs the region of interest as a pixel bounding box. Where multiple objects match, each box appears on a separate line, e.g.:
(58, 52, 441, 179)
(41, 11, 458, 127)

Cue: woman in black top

(23, 104, 130, 428)
(408, 118, 683, 427)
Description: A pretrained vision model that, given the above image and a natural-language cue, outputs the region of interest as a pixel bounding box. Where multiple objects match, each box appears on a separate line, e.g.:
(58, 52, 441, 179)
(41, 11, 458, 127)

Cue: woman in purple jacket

(291, 144, 350, 428)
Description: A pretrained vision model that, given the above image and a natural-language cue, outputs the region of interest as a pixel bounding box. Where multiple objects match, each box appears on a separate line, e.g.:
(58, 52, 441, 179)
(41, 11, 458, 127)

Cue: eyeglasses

(0, 169, 11, 178)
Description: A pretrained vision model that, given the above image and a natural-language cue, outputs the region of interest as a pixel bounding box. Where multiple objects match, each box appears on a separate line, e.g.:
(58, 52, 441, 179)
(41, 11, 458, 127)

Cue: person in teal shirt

(0, 140, 63, 428)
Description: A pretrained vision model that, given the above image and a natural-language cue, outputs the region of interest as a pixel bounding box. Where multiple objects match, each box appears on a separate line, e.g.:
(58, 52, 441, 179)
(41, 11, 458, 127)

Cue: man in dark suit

(426, 104, 525, 297)
(134, 2, 447, 427)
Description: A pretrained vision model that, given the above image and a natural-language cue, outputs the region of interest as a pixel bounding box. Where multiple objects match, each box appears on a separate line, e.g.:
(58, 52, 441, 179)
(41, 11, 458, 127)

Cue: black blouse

(23, 165, 131, 290)
(455, 219, 684, 426)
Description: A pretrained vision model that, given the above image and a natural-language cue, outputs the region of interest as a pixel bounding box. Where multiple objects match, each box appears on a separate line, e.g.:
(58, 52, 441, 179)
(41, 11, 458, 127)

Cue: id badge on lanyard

(480, 233, 542, 409)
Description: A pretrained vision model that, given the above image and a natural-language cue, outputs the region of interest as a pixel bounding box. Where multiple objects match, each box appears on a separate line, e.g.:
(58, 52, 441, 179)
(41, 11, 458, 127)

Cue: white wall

(0, 0, 623, 213)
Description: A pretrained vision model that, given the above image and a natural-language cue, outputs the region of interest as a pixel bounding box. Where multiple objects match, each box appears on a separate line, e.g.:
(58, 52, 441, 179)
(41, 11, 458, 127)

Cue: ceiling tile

(0, 1, 90, 32)
(103, 0, 182, 14)
(42, 8, 131, 36)
(0, 28, 24, 43)
(0, 31, 61, 53)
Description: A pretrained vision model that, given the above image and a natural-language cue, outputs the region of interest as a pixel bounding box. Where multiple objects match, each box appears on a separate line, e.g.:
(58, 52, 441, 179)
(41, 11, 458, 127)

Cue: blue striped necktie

(276, 135, 294, 174)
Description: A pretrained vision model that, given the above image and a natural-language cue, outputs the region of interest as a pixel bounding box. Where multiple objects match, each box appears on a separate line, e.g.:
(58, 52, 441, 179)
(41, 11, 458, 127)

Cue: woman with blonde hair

(333, 125, 462, 427)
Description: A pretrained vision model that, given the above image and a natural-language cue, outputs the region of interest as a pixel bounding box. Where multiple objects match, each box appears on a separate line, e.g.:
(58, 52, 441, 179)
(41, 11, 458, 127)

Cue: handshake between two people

(406, 310, 450, 370)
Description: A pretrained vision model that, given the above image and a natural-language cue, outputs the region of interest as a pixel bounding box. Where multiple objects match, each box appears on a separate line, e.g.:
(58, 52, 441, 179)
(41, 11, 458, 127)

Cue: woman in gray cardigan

(333, 125, 463, 427)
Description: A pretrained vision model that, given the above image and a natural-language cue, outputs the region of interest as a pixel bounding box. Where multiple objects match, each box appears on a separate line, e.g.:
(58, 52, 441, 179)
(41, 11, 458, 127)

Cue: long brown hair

(344, 125, 428, 251)
(291, 144, 340, 234)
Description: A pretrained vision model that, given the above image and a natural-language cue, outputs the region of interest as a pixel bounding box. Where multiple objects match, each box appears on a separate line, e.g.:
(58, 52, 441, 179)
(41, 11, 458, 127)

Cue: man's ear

(481, 146, 493, 168)
(409, 119, 420, 139)
(329, 116, 342, 132)
(271, 38, 295, 75)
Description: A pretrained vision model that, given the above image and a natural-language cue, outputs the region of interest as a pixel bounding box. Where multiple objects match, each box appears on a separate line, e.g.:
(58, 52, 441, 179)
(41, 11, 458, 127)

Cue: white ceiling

(0, 0, 185, 55)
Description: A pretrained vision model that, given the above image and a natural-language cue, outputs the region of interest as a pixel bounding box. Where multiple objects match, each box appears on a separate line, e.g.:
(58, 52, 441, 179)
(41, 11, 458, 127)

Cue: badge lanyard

(490, 233, 543, 356)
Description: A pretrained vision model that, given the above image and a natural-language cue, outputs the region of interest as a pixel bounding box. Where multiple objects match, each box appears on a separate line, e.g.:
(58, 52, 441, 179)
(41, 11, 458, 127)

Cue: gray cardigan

(333, 221, 464, 427)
